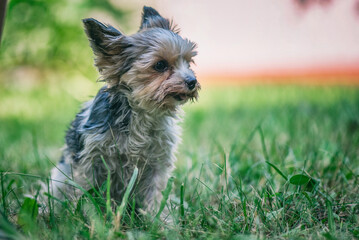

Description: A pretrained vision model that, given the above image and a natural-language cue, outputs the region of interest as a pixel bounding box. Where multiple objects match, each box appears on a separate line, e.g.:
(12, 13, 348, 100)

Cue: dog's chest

(127, 115, 180, 165)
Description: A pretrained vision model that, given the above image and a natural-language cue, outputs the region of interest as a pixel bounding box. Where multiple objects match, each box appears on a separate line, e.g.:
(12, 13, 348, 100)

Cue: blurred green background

(0, 0, 129, 71)
(0, 0, 359, 176)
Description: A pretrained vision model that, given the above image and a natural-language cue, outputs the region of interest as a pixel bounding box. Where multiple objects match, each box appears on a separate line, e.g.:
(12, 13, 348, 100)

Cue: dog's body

(49, 6, 199, 212)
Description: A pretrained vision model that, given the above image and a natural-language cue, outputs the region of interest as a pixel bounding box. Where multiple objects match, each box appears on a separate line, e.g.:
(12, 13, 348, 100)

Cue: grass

(0, 79, 359, 239)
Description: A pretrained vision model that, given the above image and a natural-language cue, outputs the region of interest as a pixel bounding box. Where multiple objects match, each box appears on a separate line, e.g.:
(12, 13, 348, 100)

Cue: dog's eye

(153, 60, 168, 72)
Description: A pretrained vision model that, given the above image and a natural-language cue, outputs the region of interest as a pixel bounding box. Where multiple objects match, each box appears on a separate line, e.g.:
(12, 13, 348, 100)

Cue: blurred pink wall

(117, 0, 359, 81)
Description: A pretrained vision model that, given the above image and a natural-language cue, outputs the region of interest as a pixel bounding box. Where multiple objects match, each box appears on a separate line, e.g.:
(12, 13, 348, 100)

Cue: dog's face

(83, 6, 200, 111)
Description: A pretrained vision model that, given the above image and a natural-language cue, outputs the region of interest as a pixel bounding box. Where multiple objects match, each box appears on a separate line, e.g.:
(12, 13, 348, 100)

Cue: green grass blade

(66, 179, 103, 217)
(130, 198, 136, 227)
(237, 124, 261, 160)
(258, 126, 270, 162)
(115, 167, 138, 225)
(265, 161, 288, 181)
(155, 176, 174, 220)
(1, 173, 6, 214)
(17, 197, 39, 233)
(326, 200, 335, 233)
(180, 183, 185, 222)
(46, 177, 55, 228)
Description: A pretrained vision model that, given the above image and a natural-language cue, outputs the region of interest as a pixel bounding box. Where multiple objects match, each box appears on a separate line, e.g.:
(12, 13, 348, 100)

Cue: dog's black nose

(185, 76, 197, 90)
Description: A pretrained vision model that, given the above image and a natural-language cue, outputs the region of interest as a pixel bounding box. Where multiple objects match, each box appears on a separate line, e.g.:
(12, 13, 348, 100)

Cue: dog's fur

(49, 6, 199, 213)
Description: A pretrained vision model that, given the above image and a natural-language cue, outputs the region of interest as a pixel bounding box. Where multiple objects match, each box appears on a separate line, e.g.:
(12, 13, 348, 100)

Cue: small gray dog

(49, 6, 199, 213)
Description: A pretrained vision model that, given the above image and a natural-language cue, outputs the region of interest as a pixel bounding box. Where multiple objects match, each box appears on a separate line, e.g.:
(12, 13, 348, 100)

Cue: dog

(48, 6, 199, 214)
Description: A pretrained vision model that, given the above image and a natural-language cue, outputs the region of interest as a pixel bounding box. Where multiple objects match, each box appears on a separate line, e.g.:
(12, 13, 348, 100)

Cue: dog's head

(83, 6, 199, 111)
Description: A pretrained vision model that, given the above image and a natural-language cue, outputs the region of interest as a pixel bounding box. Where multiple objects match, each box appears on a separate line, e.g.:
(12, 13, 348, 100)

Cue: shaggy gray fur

(51, 85, 181, 211)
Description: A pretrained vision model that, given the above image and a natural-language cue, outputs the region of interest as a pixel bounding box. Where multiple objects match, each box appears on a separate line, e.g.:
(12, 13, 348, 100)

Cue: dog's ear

(83, 18, 135, 85)
(83, 18, 123, 55)
(139, 6, 171, 31)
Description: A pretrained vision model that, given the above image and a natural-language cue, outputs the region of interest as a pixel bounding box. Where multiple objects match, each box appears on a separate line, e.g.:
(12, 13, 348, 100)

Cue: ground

(0, 79, 358, 239)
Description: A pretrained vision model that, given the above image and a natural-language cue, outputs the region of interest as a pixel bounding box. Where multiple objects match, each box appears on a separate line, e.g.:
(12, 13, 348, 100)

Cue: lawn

(0, 80, 358, 239)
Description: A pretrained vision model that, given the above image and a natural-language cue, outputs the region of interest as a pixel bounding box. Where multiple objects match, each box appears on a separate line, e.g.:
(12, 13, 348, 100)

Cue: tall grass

(0, 81, 358, 239)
